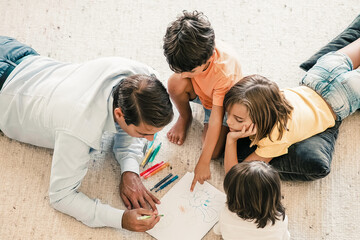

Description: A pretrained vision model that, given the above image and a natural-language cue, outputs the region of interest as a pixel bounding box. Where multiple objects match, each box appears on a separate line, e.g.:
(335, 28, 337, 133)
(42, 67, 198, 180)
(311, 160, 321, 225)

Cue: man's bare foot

(167, 116, 192, 145)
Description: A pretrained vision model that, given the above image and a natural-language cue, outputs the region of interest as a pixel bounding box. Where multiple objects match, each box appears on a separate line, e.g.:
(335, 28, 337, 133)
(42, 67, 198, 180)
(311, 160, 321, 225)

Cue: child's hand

(227, 123, 257, 144)
(190, 161, 211, 191)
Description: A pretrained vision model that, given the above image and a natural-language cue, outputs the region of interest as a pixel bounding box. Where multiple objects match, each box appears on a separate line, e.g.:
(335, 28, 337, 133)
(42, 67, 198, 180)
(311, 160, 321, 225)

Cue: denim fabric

(301, 51, 360, 121)
(300, 14, 360, 71)
(300, 15, 360, 71)
(237, 121, 341, 181)
(0, 36, 38, 90)
(191, 96, 228, 126)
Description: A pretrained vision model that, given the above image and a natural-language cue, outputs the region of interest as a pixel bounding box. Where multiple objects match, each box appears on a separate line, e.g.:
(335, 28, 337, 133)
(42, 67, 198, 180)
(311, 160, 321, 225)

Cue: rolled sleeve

(212, 75, 237, 107)
(113, 123, 144, 175)
(49, 131, 124, 229)
(212, 88, 227, 107)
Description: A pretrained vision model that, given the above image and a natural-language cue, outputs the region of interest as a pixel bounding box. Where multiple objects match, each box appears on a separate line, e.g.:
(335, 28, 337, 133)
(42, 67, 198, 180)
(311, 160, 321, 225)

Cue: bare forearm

(190, 105, 224, 191)
(199, 105, 224, 163)
(224, 139, 238, 174)
(200, 120, 222, 162)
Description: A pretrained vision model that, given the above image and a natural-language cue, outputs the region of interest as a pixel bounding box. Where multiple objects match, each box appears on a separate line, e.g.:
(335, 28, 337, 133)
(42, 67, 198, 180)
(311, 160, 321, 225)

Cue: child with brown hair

(163, 10, 242, 190)
(214, 161, 290, 239)
(223, 38, 360, 167)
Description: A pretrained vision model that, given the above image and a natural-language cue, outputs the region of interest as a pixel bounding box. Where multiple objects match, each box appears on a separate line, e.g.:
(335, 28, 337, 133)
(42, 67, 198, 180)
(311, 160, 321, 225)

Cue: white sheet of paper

(147, 172, 226, 240)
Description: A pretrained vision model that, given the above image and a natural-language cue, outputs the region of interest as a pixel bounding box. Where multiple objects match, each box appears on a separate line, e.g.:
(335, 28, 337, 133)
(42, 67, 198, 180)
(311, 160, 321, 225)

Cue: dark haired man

(0, 36, 173, 232)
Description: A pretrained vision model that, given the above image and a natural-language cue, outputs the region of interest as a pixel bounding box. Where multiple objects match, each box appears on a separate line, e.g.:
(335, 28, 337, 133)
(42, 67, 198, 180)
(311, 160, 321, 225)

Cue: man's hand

(190, 160, 211, 192)
(227, 123, 257, 144)
(120, 171, 160, 210)
(122, 208, 160, 232)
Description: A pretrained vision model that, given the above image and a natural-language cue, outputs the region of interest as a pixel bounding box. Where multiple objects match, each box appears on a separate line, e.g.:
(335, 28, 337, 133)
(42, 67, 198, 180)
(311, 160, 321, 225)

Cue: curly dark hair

(163, 10, 215, 73)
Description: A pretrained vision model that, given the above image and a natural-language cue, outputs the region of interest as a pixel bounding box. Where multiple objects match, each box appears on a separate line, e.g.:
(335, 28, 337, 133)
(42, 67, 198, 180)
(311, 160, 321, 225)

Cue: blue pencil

(147, 133, 158, 149)
(155, 175, 179, 192)
(150, 173, 173, 191)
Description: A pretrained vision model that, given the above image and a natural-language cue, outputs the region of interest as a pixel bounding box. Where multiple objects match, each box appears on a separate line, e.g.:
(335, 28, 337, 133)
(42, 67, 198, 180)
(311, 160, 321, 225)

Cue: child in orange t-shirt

(163, 10, 242, 190)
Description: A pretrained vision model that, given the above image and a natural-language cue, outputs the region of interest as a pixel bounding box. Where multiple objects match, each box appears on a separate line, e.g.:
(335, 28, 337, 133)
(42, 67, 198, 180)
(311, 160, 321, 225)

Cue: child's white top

(213, 206, 290, 240)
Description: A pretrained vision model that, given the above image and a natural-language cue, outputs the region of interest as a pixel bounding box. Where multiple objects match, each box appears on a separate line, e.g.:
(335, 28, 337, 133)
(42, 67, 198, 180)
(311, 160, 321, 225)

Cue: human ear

(114, 107, 124, 121)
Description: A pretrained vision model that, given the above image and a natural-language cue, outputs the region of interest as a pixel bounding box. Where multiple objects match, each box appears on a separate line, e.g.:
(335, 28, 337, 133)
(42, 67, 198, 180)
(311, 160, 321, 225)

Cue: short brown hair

(113, 74, 173, 128)
(223, 74, 293, 146)
(224, 161, 285, 228)
(163, 10, 215, 73)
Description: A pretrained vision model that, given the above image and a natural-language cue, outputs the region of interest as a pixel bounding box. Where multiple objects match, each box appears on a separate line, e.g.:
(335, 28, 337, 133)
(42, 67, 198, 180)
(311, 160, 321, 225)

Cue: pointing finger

(190, 177, 197, 192)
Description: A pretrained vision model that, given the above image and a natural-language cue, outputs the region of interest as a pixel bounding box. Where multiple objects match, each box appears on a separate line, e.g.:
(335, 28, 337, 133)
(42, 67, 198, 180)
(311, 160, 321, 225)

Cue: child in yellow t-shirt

(223, 38, 360, 170)
(163, 10, 242, 190)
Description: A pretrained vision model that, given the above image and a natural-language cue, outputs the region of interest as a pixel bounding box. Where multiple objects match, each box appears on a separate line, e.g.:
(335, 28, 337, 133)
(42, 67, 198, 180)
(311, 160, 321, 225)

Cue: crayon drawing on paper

(147, 172, 226, 240)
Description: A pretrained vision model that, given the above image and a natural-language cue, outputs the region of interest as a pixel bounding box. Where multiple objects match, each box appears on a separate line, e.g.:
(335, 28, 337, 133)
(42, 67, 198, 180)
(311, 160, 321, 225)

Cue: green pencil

(137, 214, 164, 220)
(148, 142, 162, 163)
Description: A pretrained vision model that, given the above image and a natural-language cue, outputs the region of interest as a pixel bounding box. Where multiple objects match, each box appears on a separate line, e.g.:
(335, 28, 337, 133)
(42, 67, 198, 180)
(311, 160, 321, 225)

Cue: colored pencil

(148, 142, 162, 163)
(150, 173, 173, 191)
(155, 175, 179, 192)
(140, 161, 164, 177)
(147, 133, 158, 149)
(143, 149, 156, 168)
(141, 145, 154, 167)
(143, 162, 170, 179)
(137, 214, 164, 220)
(142, 161, 166, 178)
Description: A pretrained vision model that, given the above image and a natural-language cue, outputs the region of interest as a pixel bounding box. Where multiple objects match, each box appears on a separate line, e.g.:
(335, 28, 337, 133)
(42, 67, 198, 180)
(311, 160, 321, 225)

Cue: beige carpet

(1, 0, 360, 239)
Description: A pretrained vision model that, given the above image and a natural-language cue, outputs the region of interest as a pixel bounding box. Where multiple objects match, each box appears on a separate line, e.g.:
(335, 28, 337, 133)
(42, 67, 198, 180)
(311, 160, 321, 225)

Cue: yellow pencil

(141, 145, 154, 167)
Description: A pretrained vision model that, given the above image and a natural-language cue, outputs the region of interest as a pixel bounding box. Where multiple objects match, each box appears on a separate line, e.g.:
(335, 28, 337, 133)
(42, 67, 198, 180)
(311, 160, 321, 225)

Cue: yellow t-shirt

(255, 86, 335, 158)
(191, 41, 242, 109)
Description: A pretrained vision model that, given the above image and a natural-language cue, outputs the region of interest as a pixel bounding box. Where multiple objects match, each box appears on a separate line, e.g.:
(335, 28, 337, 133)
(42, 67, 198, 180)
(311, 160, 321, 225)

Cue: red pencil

(140, 161, 164, 177)
(143, 162, 170, 179)
(142, 162, 166, 178)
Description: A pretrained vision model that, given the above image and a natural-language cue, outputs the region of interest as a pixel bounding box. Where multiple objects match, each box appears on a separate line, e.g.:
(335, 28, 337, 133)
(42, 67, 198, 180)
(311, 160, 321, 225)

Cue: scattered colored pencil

(142, 161, 166, 177)
(143, 162, 170, 179)
(141, 145, 154, 167)
(140, 161, 164, 177)
(143, 149, 156, 168)
(147, 133, 158, 149)
(148, 142, 162, 163)
(155, 175, 179, 192)
(150, 173, 173, 191)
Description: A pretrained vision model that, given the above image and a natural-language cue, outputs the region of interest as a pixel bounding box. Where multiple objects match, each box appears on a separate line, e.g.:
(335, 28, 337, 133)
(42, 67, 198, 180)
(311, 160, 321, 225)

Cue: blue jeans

(191, 96, 228, 126)
(0, 36, 38, 90)
(301, 51, 360, 121)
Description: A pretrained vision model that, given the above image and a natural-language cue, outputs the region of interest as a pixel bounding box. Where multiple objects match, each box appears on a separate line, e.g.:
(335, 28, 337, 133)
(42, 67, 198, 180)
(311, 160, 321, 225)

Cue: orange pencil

(143, 162, 170, 179)
(140, 161, 164, 177)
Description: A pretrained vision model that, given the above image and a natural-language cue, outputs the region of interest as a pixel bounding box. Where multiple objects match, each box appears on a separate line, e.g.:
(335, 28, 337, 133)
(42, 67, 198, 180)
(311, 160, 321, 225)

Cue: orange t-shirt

(191, 41, 242, 109)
